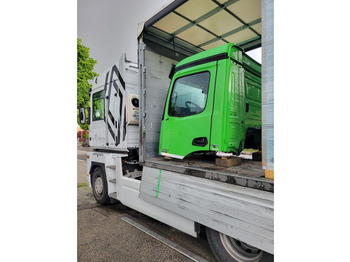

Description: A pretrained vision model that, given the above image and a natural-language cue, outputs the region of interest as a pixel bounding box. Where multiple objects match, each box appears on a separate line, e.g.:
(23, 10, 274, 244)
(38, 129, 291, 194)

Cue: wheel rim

(94, 176, 103, 196)
(219, 233, 263, 262)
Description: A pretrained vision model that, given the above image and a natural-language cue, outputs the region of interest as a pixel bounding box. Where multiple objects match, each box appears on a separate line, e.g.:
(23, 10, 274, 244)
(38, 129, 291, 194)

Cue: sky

(78, 0, 171, 73)
(77, 0, 261, 74)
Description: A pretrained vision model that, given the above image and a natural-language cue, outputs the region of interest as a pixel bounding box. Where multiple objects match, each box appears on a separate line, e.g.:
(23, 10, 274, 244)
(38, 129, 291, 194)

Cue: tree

(77, 38, 98, 130)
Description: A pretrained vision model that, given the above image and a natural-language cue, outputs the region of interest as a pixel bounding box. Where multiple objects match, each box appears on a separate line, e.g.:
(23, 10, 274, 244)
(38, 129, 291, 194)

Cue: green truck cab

(159, 43, 261, 159)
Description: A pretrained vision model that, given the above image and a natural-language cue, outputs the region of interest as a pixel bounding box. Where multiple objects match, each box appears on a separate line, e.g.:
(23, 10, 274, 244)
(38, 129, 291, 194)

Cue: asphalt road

(77, 144, 216, 262)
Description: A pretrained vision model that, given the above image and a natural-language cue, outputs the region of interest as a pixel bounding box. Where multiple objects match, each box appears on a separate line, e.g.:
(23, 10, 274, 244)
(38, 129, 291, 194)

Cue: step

(106, 164, 116, 169)
(109, 192, 117, 199)
(109, 178, 117, 183)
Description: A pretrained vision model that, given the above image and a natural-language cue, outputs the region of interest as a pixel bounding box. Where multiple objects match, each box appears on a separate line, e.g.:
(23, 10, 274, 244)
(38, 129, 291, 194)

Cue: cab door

(89, 87, 107, 148)
(159, 62, 217, 159)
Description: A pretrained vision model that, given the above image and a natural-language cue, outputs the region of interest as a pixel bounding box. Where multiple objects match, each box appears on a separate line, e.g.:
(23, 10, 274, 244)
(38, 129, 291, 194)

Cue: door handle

(166, 118, 169, 121)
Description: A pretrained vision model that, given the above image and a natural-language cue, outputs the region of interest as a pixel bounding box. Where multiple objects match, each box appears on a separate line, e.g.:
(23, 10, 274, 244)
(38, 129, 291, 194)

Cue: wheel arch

(89, 161, 106, 185)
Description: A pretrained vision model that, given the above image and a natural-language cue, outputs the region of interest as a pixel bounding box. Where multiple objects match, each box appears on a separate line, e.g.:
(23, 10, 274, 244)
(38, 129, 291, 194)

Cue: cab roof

(174, 43, 261, 76)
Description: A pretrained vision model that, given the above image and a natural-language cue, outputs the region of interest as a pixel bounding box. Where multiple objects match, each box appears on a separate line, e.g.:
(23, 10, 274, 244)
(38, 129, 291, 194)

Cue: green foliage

(77, 183, 89, 188)
(77, 38, 98, 130)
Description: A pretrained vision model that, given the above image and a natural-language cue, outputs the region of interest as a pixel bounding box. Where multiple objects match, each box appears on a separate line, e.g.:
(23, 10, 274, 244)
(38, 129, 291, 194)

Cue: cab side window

(168, 72, 210, 117)
(92, 90, 105, 121)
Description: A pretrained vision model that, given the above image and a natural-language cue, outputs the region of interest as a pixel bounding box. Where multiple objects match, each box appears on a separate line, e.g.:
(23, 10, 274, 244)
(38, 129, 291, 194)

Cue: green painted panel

(159, 61, 217, 158)
(159, 43, 261, 158)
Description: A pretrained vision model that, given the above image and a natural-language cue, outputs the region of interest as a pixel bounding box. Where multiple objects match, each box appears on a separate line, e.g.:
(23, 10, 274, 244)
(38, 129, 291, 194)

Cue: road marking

(121, 217, 208, 262)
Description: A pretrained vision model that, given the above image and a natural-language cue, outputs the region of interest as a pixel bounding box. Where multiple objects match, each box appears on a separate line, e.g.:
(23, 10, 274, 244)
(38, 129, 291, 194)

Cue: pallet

(215, 156, 241, 167)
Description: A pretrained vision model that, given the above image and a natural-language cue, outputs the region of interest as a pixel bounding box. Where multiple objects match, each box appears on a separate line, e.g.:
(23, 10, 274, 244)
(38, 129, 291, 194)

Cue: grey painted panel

(144, 50, 179, 157)
(141, 169, 273, 219)
(140, 166, 274, 254)
(140, 179, 274, 232)
(145, 142, 159, 158)
(138, 43, 146, 162)
(261, 0, 274, 170)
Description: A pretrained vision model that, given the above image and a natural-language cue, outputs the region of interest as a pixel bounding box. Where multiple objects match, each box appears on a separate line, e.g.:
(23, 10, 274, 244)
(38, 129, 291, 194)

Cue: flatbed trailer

(139, 157, 274, 255)
(87, 151, 274, 256)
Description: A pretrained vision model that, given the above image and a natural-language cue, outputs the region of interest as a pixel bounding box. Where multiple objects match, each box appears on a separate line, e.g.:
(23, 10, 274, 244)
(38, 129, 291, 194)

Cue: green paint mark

(156, 169, 162, 197)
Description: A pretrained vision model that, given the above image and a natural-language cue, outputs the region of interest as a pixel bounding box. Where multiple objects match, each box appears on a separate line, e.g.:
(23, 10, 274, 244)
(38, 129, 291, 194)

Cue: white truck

(80, 1, 274, 261)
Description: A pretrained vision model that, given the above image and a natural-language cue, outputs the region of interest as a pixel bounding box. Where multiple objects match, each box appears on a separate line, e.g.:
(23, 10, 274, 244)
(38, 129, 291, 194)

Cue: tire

(206, 227, 264, 262)
(91, 167, 110, 205)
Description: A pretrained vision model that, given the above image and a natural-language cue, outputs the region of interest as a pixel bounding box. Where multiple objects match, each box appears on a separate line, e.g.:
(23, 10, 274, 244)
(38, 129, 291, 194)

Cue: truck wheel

(206, 228, 263, 262)
(91, 167, 110, 205)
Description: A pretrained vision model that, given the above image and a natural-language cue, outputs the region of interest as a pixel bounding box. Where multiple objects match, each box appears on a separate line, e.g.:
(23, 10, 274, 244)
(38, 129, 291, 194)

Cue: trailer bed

(144, 155, 274, 193)
(140, 155, 274, 253)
